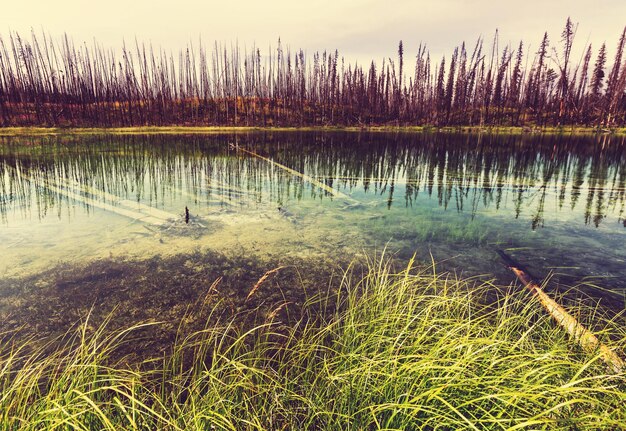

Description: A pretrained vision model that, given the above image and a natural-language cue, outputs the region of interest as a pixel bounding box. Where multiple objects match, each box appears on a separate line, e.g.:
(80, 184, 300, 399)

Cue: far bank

(1, 125, 626, 137)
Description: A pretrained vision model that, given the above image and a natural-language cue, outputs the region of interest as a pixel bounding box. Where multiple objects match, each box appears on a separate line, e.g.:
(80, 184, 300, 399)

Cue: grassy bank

(1, 125, 626, 137)
(1, 259, 625, 430)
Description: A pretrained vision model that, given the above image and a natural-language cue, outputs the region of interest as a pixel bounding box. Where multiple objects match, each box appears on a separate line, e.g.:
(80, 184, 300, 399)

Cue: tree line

(1, 19, 625, 127)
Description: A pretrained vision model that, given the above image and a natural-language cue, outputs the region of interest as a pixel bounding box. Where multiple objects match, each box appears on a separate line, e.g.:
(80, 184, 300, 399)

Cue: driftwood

(230, 144, 357, 203)
(59, 176, 179, 222)
(7, 164, 177, 226)
(39, 177, 170, 225)
(497, 249, 624, 373)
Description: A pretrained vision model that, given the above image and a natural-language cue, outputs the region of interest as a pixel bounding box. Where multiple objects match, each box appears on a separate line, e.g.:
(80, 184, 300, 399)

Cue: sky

(3, 0, 626, 66)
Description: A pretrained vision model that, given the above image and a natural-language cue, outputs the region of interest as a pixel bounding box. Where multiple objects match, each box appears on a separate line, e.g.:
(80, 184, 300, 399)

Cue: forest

(1, 19, 626, 128)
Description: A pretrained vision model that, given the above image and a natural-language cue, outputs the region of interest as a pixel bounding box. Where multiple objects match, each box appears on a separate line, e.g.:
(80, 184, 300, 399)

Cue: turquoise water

(1, 132, 624, 313)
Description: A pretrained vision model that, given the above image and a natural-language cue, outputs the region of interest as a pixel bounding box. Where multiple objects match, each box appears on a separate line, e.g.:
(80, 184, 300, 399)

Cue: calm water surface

(1, 132, 625, 317)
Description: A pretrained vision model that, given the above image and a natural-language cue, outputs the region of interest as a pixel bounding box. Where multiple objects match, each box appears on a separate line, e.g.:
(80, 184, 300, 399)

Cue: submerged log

(7, 163, 174, 226)
(229, 143, 357, 203)
(59, 176, 179, 221)
(497, 249, 624, 373)
(39, 177, 168, 225)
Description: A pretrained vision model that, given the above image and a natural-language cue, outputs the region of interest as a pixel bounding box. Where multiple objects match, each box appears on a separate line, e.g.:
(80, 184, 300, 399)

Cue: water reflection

(1, 133, 624, 227)
(1, 132, 625, 305)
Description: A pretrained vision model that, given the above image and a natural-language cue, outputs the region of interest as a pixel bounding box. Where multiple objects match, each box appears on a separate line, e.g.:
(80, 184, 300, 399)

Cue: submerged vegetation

(1, 19, 626, 128)
(1, 259, 625, 430)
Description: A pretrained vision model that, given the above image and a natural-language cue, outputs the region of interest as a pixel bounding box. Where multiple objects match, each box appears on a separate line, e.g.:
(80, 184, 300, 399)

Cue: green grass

(1, 258, 625, 430)
(1, 125, 626, 136)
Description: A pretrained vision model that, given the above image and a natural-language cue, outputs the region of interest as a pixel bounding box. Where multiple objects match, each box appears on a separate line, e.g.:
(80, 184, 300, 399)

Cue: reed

(1, 258, 625, 430)
(1, 19, 625, 128)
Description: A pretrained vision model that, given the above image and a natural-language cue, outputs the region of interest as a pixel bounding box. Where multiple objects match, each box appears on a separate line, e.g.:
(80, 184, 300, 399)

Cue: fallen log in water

(59, 177, 179, 221)
(6, 163, 173, 226)
(39, 177, 169, 226)
(229, 143, 357, 203)
(497, 249, 624, 373)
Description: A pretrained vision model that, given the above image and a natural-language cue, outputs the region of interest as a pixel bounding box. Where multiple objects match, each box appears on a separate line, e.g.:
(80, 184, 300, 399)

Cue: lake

(1, 131, 625, 342)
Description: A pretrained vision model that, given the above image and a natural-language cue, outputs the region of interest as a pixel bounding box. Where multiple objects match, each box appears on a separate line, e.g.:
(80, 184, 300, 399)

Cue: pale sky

(3, 0, 626, 66)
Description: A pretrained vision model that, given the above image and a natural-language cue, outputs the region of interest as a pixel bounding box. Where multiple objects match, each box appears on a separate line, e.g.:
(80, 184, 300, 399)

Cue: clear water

(1, 132, 625, 315)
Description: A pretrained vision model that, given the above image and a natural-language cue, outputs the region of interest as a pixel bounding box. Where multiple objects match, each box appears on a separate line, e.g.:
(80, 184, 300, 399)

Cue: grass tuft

(1, 259, 625, 430)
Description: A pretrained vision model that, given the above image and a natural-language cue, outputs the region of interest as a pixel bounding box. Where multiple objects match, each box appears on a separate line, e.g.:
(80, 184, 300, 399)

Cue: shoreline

(1, 125, 625, 136)
(2, 259, 625, 429)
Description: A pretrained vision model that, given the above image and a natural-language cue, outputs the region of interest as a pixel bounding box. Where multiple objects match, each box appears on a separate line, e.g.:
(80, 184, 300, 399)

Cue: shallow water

(1, 132, 625, 325)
